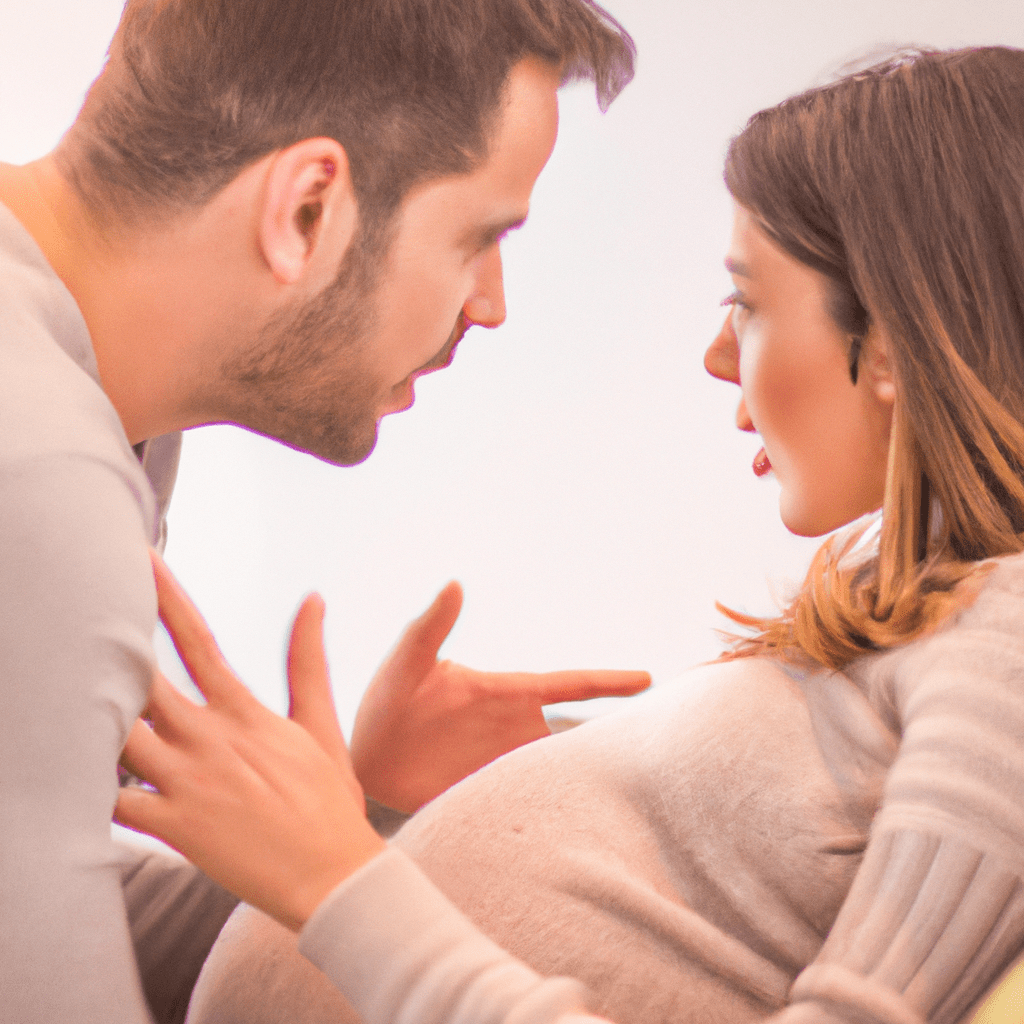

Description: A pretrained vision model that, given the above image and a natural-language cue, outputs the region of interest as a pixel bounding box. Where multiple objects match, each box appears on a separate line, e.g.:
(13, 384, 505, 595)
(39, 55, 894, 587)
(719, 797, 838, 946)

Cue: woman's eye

(720, 291, 752, 337)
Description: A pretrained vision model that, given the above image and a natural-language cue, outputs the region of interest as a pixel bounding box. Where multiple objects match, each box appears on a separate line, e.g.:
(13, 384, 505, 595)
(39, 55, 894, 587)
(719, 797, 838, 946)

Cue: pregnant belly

(396, 659, 884, 1024)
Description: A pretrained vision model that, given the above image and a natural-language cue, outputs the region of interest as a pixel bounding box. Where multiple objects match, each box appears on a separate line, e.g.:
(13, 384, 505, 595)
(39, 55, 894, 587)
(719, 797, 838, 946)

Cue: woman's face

(704, 203, 895, 537)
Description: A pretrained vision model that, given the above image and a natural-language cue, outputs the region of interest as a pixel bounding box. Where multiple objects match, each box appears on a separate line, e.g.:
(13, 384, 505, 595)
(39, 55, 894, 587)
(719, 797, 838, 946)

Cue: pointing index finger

(533, 669, 651, 705)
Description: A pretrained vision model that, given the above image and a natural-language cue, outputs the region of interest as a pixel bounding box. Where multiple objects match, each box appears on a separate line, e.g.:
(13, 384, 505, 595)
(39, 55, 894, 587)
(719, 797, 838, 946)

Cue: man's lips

(384, 317, 470, 415)
(414, 314, 469, 379)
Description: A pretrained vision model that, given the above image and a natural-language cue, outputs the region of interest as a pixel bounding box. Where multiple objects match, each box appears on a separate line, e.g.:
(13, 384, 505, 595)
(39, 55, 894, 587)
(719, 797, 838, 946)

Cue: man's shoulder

(0, 274, 156, 543)
(0, 253, 134, 465)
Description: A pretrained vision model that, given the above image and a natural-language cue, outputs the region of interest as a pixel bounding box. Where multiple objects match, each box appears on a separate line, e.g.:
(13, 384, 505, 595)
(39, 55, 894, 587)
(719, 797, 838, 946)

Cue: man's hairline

(338, 53, 563, 266)
(381, 54, 563, 205)
(67, 53, 567, 249)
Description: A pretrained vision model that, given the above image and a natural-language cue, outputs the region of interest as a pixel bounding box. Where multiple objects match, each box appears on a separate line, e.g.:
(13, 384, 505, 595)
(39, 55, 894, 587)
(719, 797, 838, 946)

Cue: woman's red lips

(753, 447, 772, 477)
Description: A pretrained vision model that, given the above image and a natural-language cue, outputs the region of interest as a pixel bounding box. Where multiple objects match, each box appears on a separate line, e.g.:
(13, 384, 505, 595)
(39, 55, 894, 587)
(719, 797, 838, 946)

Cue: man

(0, 1, 639, 1021)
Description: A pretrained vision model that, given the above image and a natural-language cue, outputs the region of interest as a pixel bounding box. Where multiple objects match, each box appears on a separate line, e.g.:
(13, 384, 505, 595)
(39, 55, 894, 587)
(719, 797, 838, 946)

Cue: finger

(286, 594, 348, 764)
(119, 716, 176, 793)
(114, 784, 178, 848)
(387, 581, 463, 678)
(531, 669, 652, 705)
(118, 718, 153, 781)
(150, 551, 244, 707)
(143, 670, 204, 740)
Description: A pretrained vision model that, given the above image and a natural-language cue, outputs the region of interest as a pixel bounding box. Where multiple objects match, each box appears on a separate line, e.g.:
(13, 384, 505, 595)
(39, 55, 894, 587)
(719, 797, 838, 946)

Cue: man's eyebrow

(461, 213, 529, 247)
(725, 256, 751, 277)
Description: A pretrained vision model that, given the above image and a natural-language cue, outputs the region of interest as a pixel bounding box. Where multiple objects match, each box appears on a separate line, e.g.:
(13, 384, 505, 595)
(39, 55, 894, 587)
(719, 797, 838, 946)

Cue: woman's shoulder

(938, 549, 1024, 643)
(847, 549, 1024, 726)
(978, 548, 1024, 595)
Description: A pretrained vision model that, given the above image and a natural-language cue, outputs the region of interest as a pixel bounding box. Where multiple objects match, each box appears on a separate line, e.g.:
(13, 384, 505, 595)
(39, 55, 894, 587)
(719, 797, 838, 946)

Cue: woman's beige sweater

(191, 553, 1024, 1024)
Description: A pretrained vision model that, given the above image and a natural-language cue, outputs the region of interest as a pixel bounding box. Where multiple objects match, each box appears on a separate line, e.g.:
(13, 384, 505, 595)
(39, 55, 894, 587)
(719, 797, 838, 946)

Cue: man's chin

(324, 427, 380, 467)
(276, 420, 380, 468)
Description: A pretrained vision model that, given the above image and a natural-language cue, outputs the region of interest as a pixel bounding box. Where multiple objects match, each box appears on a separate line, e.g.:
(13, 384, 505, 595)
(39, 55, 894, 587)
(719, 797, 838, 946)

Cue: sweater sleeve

(298, 848, 613, 1024)
(0, 448, 160, 1023)
(774, 831, 1024, 1024)
(773, 558, 1024, 1024)
(0, 206, 189, 1022)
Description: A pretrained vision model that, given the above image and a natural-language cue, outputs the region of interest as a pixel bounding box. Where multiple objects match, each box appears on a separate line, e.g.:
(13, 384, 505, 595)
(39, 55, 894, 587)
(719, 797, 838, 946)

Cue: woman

(119, 45, 1024, 1024)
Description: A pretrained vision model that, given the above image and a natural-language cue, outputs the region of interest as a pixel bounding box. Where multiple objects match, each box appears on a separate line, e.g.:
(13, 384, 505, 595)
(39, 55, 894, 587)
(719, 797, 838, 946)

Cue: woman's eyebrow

(725, 256, 751, 277)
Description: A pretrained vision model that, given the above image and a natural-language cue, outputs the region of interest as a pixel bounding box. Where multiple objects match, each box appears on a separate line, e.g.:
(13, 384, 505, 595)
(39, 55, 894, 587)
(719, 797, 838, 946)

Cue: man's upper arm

(0, 444, 160, 1022)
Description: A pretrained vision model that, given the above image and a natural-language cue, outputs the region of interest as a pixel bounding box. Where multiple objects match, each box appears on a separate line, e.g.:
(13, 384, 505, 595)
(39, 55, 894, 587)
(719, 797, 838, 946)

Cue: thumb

(286, 594, 348, 768)
(389, 581, 463, 677)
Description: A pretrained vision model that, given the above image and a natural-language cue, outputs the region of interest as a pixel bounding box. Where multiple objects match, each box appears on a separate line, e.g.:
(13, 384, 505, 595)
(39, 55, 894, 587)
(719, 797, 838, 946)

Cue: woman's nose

(705, 313, 754, 432)
(704, 313, 740, 384)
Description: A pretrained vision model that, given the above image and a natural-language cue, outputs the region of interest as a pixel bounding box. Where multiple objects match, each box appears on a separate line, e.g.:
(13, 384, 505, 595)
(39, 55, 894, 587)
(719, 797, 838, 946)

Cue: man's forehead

(388, 59, 558, 244)
(395, 165, 529, 224)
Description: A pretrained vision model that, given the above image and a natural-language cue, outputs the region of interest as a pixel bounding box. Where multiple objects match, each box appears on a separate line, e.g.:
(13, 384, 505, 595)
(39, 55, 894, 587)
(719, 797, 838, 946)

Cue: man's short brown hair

(60, 0, 634, 234)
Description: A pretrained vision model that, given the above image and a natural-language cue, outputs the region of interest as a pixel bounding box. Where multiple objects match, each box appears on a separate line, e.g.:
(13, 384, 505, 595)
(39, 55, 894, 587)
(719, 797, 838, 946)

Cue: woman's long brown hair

(719, 47, 1024, 669)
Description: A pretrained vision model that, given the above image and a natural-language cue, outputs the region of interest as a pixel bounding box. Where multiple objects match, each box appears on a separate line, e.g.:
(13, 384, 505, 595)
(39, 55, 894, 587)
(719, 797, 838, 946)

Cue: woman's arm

(773, 829, 1024, 1024)
(299, 847, 607, 1024)
(117, 555, 615, 1024)
(772, 557, 1024, 1024)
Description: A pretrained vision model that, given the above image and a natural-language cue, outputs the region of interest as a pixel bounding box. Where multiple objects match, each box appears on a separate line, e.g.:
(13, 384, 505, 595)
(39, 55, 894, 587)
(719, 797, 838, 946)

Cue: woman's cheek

(737, 338, 769, 437)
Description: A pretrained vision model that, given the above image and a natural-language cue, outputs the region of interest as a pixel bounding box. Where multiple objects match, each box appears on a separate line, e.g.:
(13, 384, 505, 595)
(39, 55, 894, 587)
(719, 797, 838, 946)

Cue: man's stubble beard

(218, 234, 386, 467)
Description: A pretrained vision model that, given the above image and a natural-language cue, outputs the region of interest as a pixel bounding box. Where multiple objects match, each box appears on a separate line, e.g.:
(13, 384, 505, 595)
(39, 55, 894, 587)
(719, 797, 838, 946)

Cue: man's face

(226, 57, 561, 466)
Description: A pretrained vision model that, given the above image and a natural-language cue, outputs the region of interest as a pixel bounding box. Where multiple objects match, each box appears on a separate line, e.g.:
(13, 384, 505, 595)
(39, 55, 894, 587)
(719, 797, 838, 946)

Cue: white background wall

(4, 0, 1024, 731)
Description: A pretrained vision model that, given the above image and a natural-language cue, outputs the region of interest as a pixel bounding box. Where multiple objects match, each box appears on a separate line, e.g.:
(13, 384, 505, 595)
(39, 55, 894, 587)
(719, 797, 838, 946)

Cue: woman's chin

(779, 492, 840, 538)
(781, 517, 829, 539)
(780, 499, 881, 539)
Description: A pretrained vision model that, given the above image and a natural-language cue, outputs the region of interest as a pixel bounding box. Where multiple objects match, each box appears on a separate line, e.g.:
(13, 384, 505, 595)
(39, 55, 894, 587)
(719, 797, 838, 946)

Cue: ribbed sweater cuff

(787, 965, 927, 1024)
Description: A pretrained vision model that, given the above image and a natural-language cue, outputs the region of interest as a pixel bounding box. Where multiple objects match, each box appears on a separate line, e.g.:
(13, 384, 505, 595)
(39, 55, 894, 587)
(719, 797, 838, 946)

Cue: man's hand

(116, 554, 385, 933)
(350, 582, 651, 813)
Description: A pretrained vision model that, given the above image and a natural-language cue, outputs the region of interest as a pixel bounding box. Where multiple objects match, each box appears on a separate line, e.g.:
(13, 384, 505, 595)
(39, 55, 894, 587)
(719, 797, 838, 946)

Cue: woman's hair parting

(719, 46, 1024, 668)
(58, 0, 635, 232)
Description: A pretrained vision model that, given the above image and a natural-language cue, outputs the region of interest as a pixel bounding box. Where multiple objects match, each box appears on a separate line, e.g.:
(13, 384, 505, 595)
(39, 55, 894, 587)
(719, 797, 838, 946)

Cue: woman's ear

(859, 327, 897, 407)
(258, 138, 358, 288)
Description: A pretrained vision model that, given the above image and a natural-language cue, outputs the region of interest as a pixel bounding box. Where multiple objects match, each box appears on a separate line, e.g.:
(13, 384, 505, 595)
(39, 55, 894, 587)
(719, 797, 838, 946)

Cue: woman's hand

(116, 553, 385, 932)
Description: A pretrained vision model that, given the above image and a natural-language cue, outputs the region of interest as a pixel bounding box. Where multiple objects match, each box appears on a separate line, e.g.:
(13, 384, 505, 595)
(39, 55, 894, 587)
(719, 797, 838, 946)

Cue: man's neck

(0, 157, 269, 445)
(0, 160, 82, 291)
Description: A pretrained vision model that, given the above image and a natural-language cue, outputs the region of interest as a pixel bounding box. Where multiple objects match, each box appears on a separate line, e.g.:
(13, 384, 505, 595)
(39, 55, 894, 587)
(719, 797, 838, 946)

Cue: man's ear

(258, 138, 358, 287)
(861, 327, 897, 407)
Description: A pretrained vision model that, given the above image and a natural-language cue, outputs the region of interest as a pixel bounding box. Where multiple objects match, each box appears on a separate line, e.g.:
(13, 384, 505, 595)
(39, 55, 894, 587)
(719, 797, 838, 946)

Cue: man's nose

(463, 247, 507, 328)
